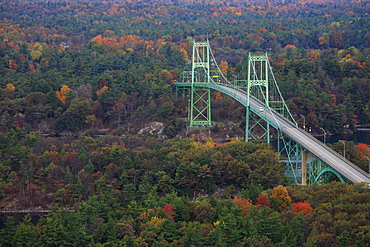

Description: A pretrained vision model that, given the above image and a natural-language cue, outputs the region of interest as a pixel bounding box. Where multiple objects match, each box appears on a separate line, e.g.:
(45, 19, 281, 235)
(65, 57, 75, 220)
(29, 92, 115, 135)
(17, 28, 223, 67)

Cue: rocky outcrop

(187, 122, 244, 142)
(138, 121, 245, 141)
(138, 122, 167, 139)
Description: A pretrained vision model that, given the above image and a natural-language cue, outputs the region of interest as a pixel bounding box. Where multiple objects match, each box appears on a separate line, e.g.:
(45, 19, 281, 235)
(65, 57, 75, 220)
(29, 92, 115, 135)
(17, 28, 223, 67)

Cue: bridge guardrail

(174, 80, 370, 183)
(292, 125, 370, 180)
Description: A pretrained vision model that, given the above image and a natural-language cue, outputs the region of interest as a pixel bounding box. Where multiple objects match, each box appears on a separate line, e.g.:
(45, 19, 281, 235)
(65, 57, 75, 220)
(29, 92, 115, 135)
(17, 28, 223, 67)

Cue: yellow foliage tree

(29, 42, 44, 60)
(30, 50, 42, 61)
(271, 185, 292, 209)
(1, 83, 16, 99)
(318, 33, 329, 46)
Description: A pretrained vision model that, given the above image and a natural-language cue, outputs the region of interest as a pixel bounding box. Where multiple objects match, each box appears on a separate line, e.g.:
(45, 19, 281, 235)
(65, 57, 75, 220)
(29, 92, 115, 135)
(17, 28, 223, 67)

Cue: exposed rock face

(138, 121, 245, 141)
(37, 120, 54, 135)
(138, 122, 167, 139)
(187, 129, 213, 140)
(186, 122, 244, 142)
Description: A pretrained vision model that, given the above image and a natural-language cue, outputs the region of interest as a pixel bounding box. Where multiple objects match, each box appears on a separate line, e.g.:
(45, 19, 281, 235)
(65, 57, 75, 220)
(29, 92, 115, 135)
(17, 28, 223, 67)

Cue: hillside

(1, 0, 370, 246)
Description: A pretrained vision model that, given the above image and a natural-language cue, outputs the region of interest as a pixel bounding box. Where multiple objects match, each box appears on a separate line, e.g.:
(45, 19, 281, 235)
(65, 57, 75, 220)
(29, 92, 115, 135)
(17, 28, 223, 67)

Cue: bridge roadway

(194, 83, 370, 184)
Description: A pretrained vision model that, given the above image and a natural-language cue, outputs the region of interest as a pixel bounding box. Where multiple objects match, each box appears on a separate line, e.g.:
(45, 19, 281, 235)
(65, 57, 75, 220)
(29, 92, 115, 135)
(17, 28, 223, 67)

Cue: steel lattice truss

(174, 40, 352, 185)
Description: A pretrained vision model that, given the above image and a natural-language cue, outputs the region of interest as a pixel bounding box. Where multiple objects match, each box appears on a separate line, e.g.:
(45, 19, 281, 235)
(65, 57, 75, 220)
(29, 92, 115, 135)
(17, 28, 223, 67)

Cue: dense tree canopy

(0, 0, 369, 136)
(1, 0, 370, 246)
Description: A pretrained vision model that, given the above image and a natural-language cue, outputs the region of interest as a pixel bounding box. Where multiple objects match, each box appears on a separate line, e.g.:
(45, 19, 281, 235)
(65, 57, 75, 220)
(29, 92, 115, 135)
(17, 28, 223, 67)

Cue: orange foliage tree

(219, 61, 228, 73)
(97, 86, 109, 97)
(233, 197, 252, 216)
(215, 91, 222, 104)
(29, 64, 37, 72)
(5, 83, 15, 91)
(178, 43, 189, 61)
(307, 50, 320, 61)
(292, 201, 314, 215)
(258, 28, 267, 33)
(284, 45, 297, 59)
(56, 85, 71, 104)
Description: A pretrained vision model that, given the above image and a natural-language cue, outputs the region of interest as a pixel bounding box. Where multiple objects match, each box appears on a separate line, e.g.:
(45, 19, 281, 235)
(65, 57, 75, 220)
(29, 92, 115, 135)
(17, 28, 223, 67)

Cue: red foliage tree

(255, 195, 270, 207)
(162, 204, 175, 220)
(356, 143, 370, 158)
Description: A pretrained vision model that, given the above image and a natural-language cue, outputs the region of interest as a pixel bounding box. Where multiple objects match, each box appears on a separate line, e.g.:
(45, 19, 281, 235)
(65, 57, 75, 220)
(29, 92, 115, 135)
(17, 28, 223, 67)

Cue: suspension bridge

(174, 40, 370, 186)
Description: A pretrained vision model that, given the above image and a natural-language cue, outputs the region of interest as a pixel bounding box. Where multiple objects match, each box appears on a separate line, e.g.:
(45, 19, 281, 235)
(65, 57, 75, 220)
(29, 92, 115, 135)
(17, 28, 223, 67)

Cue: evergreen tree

(182, 222, 202, 247)
(0, 216, 16, 246)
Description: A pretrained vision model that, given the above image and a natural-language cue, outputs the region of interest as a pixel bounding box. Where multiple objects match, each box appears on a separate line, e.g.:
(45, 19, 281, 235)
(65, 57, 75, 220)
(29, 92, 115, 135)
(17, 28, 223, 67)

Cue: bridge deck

(177, 82, 370, 184)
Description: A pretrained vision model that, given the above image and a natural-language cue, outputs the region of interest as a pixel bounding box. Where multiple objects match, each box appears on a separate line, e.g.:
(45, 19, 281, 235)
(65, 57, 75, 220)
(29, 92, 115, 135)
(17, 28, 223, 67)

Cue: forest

(1, 0, 370, 246)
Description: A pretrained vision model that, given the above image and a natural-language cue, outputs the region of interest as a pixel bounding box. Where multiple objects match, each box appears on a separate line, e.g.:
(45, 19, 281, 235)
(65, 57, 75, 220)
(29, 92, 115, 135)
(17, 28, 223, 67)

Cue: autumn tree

(270, 185, 292, 210)
(56, 85, 71, 104)
(292, 201, 314, 215)
(318, 33, 329, 47)
(1, 83, 16, 99)
(233, 197, 252, 216)
(284, 45, 297, 60)
(162, 204, 175, 221)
